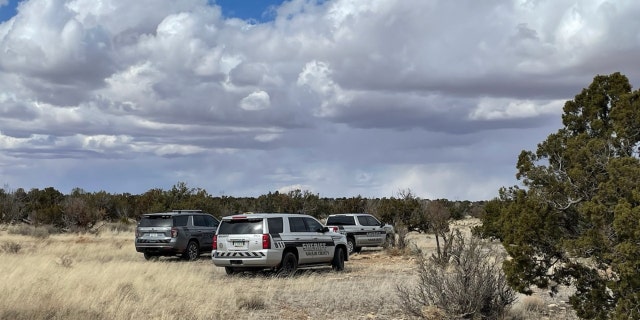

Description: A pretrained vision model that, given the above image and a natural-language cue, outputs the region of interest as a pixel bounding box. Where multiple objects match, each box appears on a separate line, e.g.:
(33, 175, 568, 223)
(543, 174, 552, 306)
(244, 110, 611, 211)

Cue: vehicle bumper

(211, 250, 281, 268)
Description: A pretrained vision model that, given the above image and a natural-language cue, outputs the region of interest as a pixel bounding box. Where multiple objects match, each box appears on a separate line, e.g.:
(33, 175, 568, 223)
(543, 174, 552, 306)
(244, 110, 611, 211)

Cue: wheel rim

(188, 243, 198, 260)
(347, 240, 354, 254)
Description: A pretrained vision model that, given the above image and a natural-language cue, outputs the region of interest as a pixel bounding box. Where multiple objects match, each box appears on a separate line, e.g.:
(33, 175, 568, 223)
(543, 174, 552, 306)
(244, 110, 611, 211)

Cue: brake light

(171, 227, 178, 238)
(329, 226, 339, 233)
(262, 234, 271, 249)
(212, 234, 218, 250)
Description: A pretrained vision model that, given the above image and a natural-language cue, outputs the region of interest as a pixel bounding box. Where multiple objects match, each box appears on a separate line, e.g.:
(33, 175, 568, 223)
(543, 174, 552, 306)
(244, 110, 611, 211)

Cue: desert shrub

(397, 233, 516, 319)
(7, 225, 50, 238)
(394, 223, 410, 251)
(2, 241, 22, 254)
(236, 295, 266, 310)
(57, 254, 73, 268)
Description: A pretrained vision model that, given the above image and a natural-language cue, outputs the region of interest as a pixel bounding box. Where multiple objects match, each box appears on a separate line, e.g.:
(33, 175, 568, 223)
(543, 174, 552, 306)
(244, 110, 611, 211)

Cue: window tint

(267, 217, 284, 234)
(173, 215, 189, 227)
(217, 219, 263, 234)
(358, 215, 381, 226)
(367, 216, 381, 226)
(204, 215, 219, 228)
(139, 216, 173, 227)
(326, 215, 355, 226)
(193, 215, 206, 227)
(288, 217, 307, 232)
(303, 217, 324, 232)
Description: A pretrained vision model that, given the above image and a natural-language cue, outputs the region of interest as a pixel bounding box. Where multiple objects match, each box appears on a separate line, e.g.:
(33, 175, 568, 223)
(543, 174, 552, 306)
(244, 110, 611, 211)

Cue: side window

(267, 217, 284, 234)
(204, 215, 219, 228)
(303, 217, 323, 233)
(288, 217, 307, 232)
(357, 215, 370, 226)
(173, 215, 188, 227)
(193, 215, 206, 227)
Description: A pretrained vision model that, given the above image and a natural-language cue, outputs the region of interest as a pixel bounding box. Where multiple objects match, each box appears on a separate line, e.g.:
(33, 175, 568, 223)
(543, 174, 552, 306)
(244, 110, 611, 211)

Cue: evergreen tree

(478, 73, 640, 319)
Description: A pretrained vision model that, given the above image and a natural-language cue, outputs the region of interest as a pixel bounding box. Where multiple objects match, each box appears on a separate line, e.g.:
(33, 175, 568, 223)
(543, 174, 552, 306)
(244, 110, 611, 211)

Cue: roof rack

(172, 209, 203, 213)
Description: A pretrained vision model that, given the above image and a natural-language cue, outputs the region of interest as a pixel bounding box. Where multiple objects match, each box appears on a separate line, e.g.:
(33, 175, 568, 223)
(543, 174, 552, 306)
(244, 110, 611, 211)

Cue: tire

(331, 247, 345, 271)
(353, 246, 362, 253)
(225, 267, 235, 275)
(277, 252, 298, 277)
(143, 252, 157, 261)
(182, 240, 200, 261)
(347, 238, 356, 254)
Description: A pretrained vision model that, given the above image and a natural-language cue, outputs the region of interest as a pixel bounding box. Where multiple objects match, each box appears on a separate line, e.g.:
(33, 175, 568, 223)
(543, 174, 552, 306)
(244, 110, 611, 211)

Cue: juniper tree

(478, 72, 640, 319)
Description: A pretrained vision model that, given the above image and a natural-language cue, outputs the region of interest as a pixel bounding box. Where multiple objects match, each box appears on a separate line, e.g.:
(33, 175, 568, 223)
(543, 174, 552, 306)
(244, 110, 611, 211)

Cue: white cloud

(239, 91, 271, 111)
(0, 0, 639, 200)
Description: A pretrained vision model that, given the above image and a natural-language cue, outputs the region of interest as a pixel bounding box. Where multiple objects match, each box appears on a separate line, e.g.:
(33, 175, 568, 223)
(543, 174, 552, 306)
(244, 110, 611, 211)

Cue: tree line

(0, 182, 482, 231)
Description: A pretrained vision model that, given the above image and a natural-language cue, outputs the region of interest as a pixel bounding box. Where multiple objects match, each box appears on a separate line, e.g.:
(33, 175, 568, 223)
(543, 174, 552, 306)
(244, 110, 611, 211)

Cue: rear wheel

(182, 241, 200, 261)
(332, 247, 345, 271)
(277, 252, 298, 277)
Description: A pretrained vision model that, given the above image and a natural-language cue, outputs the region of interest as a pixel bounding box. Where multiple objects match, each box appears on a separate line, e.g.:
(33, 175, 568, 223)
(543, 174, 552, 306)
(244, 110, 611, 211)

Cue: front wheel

(332, 247, 345, 271)
(277, 252, 298, 277)
(225, 267, 235, 275)
(182, 241, 200, 261)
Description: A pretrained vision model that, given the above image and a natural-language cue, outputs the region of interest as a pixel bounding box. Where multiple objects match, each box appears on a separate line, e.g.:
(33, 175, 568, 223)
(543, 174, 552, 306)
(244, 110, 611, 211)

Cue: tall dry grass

(0, 227, 414, 320)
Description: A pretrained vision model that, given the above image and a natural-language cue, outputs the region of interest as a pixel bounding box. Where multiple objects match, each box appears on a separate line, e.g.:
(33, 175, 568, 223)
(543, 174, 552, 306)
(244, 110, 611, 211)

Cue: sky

(0, 0, 639, 201)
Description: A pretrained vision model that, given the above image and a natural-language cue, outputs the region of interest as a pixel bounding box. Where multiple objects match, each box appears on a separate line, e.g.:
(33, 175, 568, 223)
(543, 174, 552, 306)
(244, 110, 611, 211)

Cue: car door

(357, 215, 385, 246)
(192, 215, 210, 249)
(287, 217, 333, 264)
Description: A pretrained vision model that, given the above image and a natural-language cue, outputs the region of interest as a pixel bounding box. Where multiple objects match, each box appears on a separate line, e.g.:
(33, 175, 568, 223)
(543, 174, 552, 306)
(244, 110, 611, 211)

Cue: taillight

(262, 234, 271, 249)
(212, 235, 218, 250)
(330, 226, 339, 233)
(171, 227, 178, 238)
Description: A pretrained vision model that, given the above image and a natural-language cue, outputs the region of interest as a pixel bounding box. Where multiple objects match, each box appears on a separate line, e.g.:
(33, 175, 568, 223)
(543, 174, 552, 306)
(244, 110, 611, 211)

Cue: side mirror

(321, 226, 330, 233)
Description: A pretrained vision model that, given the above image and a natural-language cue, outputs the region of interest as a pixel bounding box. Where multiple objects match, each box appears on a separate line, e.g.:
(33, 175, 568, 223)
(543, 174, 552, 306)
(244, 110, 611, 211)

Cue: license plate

(149, 233, 158, 237)
(233, 241, 244, 247)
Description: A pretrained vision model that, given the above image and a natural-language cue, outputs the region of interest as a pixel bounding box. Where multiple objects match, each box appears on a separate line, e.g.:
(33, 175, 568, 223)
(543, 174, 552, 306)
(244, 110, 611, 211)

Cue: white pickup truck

(325, 213, 394, 254)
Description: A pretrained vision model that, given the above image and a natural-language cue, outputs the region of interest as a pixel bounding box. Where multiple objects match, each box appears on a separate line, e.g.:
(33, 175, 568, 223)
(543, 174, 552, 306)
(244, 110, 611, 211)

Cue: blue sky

(1, 0, 639, 201)
(0, 0, 287, 23)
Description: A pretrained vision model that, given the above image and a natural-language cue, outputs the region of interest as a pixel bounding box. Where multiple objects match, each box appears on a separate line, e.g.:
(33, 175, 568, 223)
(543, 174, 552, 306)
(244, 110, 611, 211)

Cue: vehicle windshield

(218, 219, 264, 234)
(139, 216, 173, 227)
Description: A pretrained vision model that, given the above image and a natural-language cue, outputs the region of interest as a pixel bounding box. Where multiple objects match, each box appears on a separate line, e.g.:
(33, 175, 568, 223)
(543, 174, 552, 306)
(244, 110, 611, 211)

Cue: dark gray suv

(135, 210, 219, 261)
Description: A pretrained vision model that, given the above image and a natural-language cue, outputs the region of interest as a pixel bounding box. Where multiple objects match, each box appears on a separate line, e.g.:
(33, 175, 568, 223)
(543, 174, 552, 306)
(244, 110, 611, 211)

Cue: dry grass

(0, 219, 577, 320)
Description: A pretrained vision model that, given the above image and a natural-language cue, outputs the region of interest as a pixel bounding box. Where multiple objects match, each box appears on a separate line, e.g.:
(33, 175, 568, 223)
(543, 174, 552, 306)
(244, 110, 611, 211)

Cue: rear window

(326, 215, 356, 226)
(358, 215, 381, 226)
(139, 215, 173, 227)
(218, 219, 264, 234)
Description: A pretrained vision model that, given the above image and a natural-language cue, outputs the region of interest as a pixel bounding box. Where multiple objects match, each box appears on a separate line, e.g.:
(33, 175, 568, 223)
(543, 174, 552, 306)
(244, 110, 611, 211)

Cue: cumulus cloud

(0, 0, 639, 199)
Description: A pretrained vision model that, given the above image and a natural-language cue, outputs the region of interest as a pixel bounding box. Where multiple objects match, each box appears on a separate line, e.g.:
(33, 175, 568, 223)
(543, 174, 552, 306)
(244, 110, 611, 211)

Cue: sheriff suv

(135, 210, 219, 261)
(212, 213, 348, 276)
(325, 213, 394, 254)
